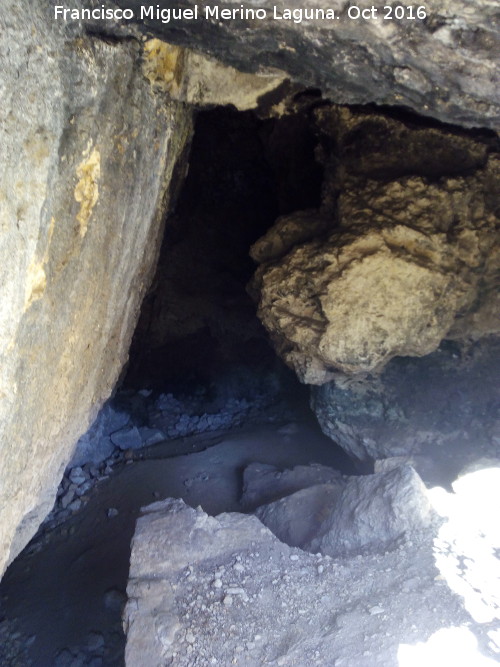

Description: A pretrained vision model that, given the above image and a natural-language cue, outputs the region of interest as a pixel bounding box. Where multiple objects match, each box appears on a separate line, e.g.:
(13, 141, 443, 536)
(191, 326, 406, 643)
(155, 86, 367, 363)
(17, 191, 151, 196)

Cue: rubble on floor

(123, 497, 466, 667)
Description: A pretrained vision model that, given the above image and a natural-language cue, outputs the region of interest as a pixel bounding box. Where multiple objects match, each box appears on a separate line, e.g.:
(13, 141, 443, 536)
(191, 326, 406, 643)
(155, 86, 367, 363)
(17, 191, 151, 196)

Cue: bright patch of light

(430, 465, 500, 624)
(398, 626, 498, 667)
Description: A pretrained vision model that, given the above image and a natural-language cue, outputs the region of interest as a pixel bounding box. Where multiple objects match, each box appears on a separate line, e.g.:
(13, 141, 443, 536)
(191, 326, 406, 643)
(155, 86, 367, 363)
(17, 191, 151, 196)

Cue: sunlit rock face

(0, 1, 192, 577)
(250, 107, 500, 384)
(117, 0, 500, 129)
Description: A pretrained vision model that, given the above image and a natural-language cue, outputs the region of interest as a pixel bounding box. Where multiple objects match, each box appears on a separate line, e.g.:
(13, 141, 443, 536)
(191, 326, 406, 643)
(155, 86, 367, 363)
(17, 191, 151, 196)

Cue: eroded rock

(115, 0, 500, 129)
(241, 461, 344, 510)
(124, 496, 465, 666)
(0, 0, 192, 576)
(251, 108, 500, 383)
(254, 466, 432, 557)
(312, 337, 500, 465)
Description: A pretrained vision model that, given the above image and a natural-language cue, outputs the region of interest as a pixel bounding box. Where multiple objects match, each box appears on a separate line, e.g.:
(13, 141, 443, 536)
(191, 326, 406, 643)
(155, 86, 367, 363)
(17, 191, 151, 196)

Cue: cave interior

(1, 87, 499, 666)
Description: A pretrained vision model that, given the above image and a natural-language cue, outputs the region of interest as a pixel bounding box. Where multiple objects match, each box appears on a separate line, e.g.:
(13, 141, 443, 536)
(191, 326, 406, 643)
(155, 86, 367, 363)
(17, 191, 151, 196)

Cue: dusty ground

(0, 412, 353, 666)
(1, 409, 499, 666)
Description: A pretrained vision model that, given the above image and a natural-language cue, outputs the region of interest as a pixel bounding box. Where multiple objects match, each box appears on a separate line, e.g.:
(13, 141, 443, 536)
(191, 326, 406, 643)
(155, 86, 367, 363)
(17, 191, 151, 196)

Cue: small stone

(60, 489, 75, 509)
(68, 499, 82, 512)
(69, 467, 86, 484)
(290, 554, 299, 561)
(223, 595, 233, 606)
(107, 508, 119, 518)
(185, 631, 195, 644)
(213, 579, 222, 589)
(87, 631, 105, 651)
(369, 605, 384, 615)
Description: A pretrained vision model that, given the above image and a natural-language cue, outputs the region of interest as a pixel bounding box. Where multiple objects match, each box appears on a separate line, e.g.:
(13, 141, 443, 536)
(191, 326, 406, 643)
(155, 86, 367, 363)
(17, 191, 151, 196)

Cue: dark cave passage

(124, 102, 322, 396)
(0, 101, 355, 667)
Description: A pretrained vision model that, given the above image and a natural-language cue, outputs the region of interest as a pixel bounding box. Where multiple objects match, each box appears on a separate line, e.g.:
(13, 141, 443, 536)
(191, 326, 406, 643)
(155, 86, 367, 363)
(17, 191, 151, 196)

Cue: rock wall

(311, 337, 500, 464)
(116, 0, 500, 129)
(0, 2, 193, 576)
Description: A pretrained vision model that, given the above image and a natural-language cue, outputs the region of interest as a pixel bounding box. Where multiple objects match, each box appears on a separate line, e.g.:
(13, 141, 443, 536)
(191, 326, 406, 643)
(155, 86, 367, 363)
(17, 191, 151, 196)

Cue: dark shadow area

(0, 101, 356, 667)
(124, 105, 322, 398)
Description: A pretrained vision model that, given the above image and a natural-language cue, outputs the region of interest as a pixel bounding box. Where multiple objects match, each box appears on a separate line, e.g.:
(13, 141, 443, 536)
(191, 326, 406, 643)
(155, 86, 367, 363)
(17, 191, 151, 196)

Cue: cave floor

(0, 413, 354, 666)
(1, 411, 499, 666)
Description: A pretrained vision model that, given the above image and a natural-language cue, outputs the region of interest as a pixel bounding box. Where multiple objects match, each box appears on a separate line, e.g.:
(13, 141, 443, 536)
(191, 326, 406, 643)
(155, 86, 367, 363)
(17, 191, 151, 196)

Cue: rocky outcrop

(110, 0, 500, 130)
(124, 497, 467, 666)
(251, 108, 500, 384)
(254, 465, 432, 556)
(312, 336, 500, 464)
(0, 1, 193, 576)
(141, 38, 286, 109)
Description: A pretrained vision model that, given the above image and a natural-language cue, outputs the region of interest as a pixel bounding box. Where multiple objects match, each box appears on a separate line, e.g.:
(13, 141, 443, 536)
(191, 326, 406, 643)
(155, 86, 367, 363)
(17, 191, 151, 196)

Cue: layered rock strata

(115, 0, 500, 130)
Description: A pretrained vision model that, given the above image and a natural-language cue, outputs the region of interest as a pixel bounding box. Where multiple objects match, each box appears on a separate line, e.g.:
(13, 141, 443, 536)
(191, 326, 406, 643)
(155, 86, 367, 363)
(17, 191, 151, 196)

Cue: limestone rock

(0, 1, 192, 576)
(142, 38, 286, 109)
(249, 209, 332, 265)
(70, 401, 130, 467)
(255, 483, 345, 548)
(114, 0, 500, 129)
(253, 466, 432, 557)
(311, 337, 500, 465)
(305, 466, 433, 557)
(124, 497, 458, 666)
(251, 108, 500, 383)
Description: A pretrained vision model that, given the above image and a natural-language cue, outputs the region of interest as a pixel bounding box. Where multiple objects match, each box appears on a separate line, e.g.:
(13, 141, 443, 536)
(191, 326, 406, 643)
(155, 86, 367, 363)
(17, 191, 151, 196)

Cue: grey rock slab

(255, 483, 345, 548)
(253, 466, 433, 557)
(306, 466, 434, 557)
(123, 496, 469, 667)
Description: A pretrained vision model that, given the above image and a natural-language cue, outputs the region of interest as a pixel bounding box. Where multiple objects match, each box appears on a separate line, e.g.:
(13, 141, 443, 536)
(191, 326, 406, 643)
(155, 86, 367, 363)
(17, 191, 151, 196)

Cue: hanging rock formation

(251, 106, 499, 384)
(113, 0, 500, 130)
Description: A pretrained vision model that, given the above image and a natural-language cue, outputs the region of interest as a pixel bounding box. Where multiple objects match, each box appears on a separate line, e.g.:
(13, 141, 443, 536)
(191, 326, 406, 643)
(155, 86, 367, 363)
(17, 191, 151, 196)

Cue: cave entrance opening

(0, 99, 357, 666)
(124, 102, 322, 405)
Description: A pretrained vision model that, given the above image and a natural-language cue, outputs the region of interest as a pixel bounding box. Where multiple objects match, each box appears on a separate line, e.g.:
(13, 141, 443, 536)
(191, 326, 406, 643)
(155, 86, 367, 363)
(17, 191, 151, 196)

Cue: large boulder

(0, 1, 193, 576)
(311, 337, 500, 464)
(124, 497, 465, 666)
(250, 108, 500, 384)
(254, 466, 433, 556)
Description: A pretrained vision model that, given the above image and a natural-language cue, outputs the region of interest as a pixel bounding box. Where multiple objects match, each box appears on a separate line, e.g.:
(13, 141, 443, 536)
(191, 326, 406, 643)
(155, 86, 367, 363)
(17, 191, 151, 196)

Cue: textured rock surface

(116, 0, 500, 129)
(312, 337, 500, 464)
(124, 497, 473, 666)
(141, 38, 286, 109)
(306, 466, 433, 556)
(254, 466, 432, 556)
(0, 1, 192, 576)
(251, 107, 500, 383)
